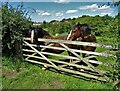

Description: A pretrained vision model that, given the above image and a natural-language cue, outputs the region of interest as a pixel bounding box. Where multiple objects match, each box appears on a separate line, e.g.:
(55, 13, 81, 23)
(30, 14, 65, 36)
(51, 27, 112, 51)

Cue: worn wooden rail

(23, 37, 117, 82)
(23, 43, 115, 57)
(24, 37, 118, 50)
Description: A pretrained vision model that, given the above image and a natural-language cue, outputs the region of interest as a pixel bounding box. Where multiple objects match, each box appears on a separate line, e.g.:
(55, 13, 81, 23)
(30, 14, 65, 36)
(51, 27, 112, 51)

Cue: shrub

(2, 2, 32, 56)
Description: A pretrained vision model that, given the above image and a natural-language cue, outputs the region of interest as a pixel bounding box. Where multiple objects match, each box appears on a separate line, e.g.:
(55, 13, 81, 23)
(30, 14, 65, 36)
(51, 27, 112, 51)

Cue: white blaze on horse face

(67, 30, 72, 40)
(31, 30, 34, 43)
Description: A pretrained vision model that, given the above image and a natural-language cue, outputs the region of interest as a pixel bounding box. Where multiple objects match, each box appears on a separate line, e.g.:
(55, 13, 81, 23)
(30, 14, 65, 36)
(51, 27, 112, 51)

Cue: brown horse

(23, 27, 51, 50)
(41, 35, 80, 67)
(24, 27, 79, 55)
(26, 27, 80, 64)
(67, 23, 98, 66)
(30, 27, 51, 44)
(42, 35, 80, 56)
(25, 26, 98, 67)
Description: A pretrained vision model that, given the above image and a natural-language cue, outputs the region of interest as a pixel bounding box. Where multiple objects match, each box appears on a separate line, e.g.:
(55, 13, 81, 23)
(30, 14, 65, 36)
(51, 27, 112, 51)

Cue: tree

(2, 2, 32, 56)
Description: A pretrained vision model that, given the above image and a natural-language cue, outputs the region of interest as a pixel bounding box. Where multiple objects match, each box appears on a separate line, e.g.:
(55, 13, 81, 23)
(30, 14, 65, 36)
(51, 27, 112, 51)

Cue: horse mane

(72, 24, 81, 29)
(81, 24, 89, 26)
(37, 27, 51, 38)
(81, 24, 91, 34)
(42, 29, 51, 38)
(23, 29, 31, 37)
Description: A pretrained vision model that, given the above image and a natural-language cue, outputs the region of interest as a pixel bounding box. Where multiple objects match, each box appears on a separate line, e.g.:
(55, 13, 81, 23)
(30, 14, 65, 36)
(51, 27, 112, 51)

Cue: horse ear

(76, 22, 81, 26)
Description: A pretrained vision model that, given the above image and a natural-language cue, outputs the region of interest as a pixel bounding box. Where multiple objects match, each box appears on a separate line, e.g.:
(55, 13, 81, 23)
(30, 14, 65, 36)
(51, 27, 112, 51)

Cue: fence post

(14, 40, 23, 57)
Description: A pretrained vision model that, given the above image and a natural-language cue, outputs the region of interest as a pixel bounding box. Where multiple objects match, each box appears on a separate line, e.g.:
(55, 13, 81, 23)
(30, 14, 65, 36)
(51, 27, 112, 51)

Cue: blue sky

(5, 0, 120, 22)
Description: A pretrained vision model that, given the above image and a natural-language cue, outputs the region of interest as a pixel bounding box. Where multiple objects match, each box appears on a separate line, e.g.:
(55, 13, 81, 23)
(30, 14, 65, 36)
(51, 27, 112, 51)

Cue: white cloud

(79, 4, 110, 11)
(54, 0, 70, 3)
(55, 12, 64, 18)
(36, 10, 51, 16)
(100, 9, 113, 16)
(41, 12, 51, 16)
(55, 12, 64, 17)
(98, 5, 110, 10)
(37, 10, 64, 18)
(36, 10, 44, 15)
(100, 12, 112, 16)
(36, 10, 43, 12)
(79, 4, 98, 10)
(66, 10, 78, 14)
(70, 16, 78, 19)
(78, 4, 115, 17)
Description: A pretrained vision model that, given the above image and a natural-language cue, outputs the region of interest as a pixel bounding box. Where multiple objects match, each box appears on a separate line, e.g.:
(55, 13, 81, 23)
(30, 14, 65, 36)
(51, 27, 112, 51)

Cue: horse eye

(73, 30, 77, 32)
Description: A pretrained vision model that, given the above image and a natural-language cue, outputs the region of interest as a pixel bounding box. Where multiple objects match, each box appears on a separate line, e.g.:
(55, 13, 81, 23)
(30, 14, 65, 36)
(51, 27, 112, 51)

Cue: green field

(2, 57, 113, 89)
(2, 36, 119, 89)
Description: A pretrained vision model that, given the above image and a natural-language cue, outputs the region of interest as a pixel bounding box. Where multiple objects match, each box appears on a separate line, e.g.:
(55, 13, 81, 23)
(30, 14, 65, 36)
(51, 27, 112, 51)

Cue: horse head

(31, 27, 51, 44)
(67, 23, 92, 41)
(31, 28, 38, 43)
(80, 24, 91, 38)
(67, 22, 82, 41)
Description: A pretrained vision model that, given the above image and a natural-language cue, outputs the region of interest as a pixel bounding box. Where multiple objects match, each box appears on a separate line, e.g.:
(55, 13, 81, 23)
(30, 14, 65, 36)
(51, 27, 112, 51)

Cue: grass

(2, 36, 119, 89)
(96, 36, 118, 46)
(2, 55, 118, 89)
(2, 57, 113, 89)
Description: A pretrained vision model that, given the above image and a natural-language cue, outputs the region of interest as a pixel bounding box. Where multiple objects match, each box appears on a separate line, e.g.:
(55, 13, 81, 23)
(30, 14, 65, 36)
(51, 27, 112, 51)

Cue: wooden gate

(23, 37, 117, 82)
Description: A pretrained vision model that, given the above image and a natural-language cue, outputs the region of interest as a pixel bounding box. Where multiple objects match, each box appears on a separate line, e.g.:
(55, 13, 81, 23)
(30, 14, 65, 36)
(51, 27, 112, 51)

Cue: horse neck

(56, 35, 67, 40)
(38, 29, 51, 38)
(25, 30, 31, 37)
(82, 34, 96, 42)
(83, 33, 89, 38)
(43, 35, 52, 39)
(43, 31, 50, 36)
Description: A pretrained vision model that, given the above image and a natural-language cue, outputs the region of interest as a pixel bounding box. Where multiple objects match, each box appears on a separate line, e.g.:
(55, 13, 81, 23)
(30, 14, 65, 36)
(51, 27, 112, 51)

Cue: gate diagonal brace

(23, 41, 59, 70)
(25, 52, 37, 60)
(60, 43, 112, 82)
(41, 43, 54, 51)
(59, 43, 105, 76)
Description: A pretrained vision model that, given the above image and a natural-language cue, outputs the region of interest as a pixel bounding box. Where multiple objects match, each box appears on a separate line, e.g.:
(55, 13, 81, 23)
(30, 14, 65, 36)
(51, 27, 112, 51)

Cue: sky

(2, 0, 120, 22)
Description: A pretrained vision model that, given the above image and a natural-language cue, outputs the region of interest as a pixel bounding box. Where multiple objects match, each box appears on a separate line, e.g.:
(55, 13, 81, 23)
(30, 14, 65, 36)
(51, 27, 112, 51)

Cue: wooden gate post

(14, 40, 23, 57)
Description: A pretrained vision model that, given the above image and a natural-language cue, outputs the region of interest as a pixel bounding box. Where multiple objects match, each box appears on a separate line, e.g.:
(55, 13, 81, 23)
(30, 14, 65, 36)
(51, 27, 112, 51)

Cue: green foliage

(40, 14, 119, 40)
(41, 22, 71, 36)
(2, 2, 32, 56)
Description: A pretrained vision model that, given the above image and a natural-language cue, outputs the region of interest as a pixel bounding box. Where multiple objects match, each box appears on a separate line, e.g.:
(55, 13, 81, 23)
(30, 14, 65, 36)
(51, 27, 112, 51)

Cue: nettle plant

(2, 2, 34, 56)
